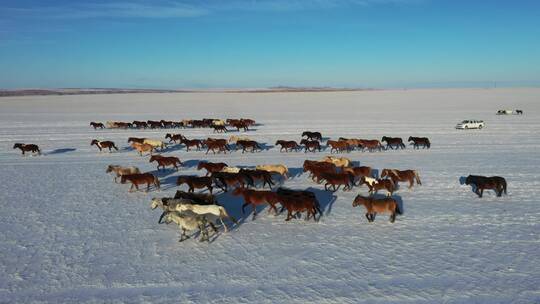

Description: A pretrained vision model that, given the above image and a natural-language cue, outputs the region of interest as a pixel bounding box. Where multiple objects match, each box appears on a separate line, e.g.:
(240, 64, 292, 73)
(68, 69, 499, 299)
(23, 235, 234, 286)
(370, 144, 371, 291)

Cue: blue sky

(0, 0, 539, 89)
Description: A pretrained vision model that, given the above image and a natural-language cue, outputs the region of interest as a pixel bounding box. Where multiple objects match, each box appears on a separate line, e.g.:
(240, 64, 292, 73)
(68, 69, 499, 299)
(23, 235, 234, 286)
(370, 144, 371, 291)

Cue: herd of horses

(12, 118, 508, 243)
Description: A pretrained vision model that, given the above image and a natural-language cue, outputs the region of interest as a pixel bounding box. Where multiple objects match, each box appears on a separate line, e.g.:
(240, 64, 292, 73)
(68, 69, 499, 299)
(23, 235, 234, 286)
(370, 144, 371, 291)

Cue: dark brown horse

(120, 173, 160, 192)
(381, 169, 421, 188)
(212, 172, 254, 191)
(366, 179, 395, 196)
(302, 160, 337, 181)
(300, 139, 321, 152)
(342, 166, 373, 184)
(90, 122, 105, 129)
(115, 122, 132, 129)
(381, 136, 406, 150)
(232, 188, 280, 219)
(149, 155, 183, 171)
(408, 136, 431, 149)
(229, 120, 250, 131)
(302, 131, 322, 141)
(197, 161, 228, 176)
(147, 120, 163, 129)
(132, 120, 148, 129)
(204, 139, 229, 154)
(327, 140, 350, 153)
(13, 143, 41, 155)
(275, 140, 301, 152)
(239, 169, 275, 189)
(128, 137, 146, 144)
(213, 125, 228, 133)
(180, 137, 203, 151)
(353, 195, 401, 223)
(465, 175, 507, 197)
(176, 175, 214, 194)
(165, 133, 183, 143)
(276, 188, 321, 221)
(236, 140, 262, 153)
(91, 139, 118, 152)
(174, 190, 217, 205)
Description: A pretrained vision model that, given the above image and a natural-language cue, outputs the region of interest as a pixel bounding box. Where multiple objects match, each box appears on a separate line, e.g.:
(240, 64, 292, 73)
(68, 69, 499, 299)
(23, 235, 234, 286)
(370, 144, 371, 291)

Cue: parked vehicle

(455, 120, 485, 129)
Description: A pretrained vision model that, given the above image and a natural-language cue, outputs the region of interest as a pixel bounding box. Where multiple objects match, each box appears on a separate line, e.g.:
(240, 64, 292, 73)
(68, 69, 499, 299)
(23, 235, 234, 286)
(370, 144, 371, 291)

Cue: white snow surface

(0, 89, 539, 303)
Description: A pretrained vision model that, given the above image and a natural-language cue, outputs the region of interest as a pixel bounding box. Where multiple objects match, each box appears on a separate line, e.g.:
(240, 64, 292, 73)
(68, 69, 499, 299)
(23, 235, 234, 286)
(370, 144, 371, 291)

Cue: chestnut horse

(465, 175, 507, 198)
(327, 140, 351, 153)
(176, 175, 214, 194)
(229, 120, 249, 131)
(149, 155, 183, 171)
(320, 172, 355, 192)
(342, 166, 373, 184)
(90, 122, 105, 129)
(120, 173, 160, 192)
(197, 161, 228, 176)
(13, 143, 41, 155)
(91, 139, 118, 152)
(358, 139, 384, 152)
(366, 179, 395, 196)
(408, 136, 431, 149)
(275, 140, 301, 152)
(302, 131, 322, 141)
(381, 136, 406, 150)
(276, 188, 321, 221)
(300, 139, 321, 152)
(204, 139, 229, 154)
(232, 188, 280, 219)
(131, 142, 154, 156)
(128, 137, 146, 144)
(381, 169, 421, 188)
(353, 195, 401, 223)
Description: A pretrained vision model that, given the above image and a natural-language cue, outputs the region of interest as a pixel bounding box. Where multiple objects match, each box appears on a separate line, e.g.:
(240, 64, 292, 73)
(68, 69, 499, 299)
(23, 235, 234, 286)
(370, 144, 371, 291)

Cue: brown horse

(408, 136, 431, 149)
(303, 160, 337, 181)
(236, 140, 262, 153)
(366, 179, 395, 196)
(212, 172, 254, 191)
(381, 136, 406, 150)
(147, 120, 163, 129)
(131, 142, 154, 156)
(197, 161, 228, 176)
(232, 188, 280, 219)
(381, 169, 421, 188)
(320, 172, 355, 192)
(90, 122, 105, 129)
(302, 131, 322, 141)
(300, 139, 321, 152)
(327, 140, 351, 153)
(120, 173, 160, 192)
(276, 188, 321, 221)
(229, 120, 249, 131)
(174, 190, 217, 205)
(358, 139, 384, 152)
(239, 169, 275, 188)
(176, 175, 214, 194)
(91, 139, 118, 152)
(165, 133, 183, 143)
(149, 155, 183, 171)
(204, 139, 229, 154)
(13, 143, 41, 155)
(338, 137, 362, 150)
(352, 195, 401, 223)
(180, 137, 203, 151)
(275, 140, 301, 152)
(465, 175, 507, 198)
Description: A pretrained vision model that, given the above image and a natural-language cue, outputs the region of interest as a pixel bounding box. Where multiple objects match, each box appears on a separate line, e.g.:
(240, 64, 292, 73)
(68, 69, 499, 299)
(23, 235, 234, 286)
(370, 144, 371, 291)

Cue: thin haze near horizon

(0, 0, 539, 89)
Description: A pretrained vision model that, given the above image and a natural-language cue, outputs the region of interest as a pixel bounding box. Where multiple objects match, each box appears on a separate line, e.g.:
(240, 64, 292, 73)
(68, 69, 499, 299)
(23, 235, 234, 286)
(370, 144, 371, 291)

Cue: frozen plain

(0, 88, 539, 303)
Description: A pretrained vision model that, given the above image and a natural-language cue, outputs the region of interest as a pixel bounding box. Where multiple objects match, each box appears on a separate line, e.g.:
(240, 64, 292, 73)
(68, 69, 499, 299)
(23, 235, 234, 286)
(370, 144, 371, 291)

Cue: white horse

(321, 156, 352, 167)
(174, 204, 237, 232)
(106, 165, 140, 183)
(220, 166, 241, 173)
(162, 212, 210, 242)
(228, 135, 251, 143)
(256, 164, 289, 179)
(143, 139, 166, 150)
(212, 119, 226, 126)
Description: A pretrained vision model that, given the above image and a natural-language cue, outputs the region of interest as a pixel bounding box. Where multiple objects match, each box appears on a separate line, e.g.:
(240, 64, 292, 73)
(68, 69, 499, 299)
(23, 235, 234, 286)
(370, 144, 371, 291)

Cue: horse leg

(241, 202, 249, 214)
(285, 210, 293, 221)
(479, 188, 484, 198)
(365, 213, 371, 222)
(220, 217, 229, 233)
(409, 178, 414, 189)
(252, 204, 257, 220)
(390, 212, 396, 223)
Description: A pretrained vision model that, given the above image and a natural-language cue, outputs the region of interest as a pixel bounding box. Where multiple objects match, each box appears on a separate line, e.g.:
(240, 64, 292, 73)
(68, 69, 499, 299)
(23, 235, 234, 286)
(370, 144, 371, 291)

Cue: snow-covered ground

(0, 88, 539, 303)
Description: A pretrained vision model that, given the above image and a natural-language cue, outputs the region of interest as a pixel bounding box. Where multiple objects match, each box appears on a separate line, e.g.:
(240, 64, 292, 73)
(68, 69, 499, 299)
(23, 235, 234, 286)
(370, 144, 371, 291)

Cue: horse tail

(503, 179, 507, 195)
(414, 171, 422, 185)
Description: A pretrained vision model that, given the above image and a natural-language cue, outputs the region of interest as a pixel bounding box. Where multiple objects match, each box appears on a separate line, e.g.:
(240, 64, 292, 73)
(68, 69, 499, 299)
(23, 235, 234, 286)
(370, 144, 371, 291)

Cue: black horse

(381, 136, 405, 150)
(302, 131, 322, 142)
(465, 175, 507, 198)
